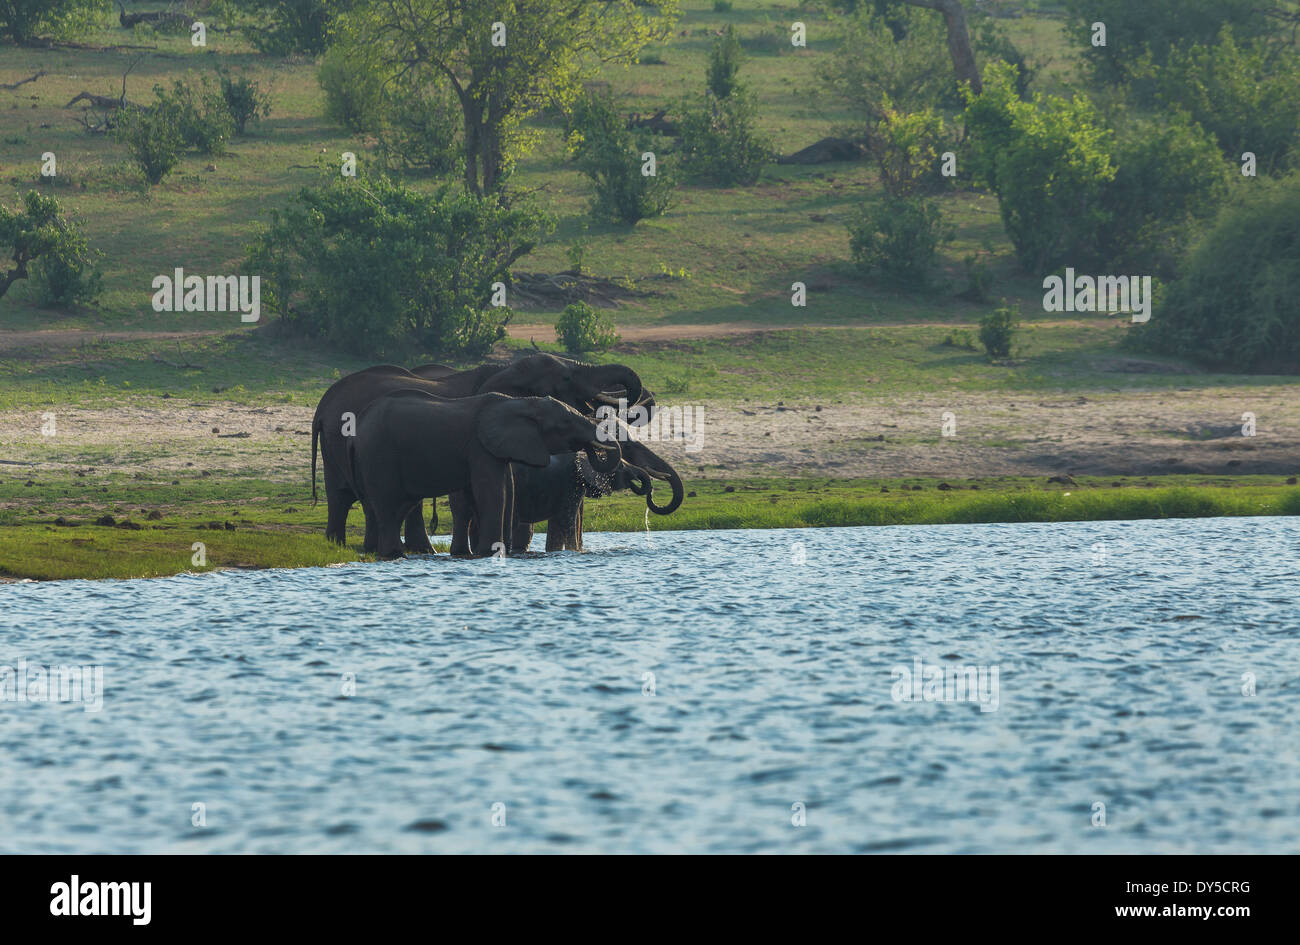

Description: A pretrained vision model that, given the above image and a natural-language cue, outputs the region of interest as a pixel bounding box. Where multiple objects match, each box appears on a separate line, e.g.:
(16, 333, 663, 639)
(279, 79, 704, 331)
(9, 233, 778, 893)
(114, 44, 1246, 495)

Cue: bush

(1133, 28, 1300, 175)
(820, 5, 955, 127)
(0, 191, 102, 306)
(0, 0, 105, 45)
(678, 91, 769, 186)
(231, 0, 354, 57)
(555, 301, 620, 354)
(871, 100, 948, 197)
(319, 43, 386, 135)
(707, 25, 743, 99)
(962, 62, 1116, 272)
(156, 78, 235, 155)
(112, 104, 185, 185)
(978, 304, 1019, 359)
(217, 67, 272, 136)
(1138, 175, 1300, 373)
(846, 196, 952, 288)
(377, 74, 462, 178)
(567, 91, 674, 224)
(244, 171, 552, 357)
(1063, 0, 1267, 87)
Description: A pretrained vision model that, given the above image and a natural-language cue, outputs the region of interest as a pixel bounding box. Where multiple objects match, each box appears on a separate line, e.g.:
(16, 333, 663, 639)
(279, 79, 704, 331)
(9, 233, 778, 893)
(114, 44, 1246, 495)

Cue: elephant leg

(545, 497, 582, 551)
(510, 521, 533, 553)
(362, 506, 379, 554)
(448, 490, 474, 556)
(324, 482, 354, 546)
(469, 465, 508, 558)
(402, 498, 435, 554)
(371, 499, 407, 560)
(573, 501, 583, 552)
(428, 501, 438, 536)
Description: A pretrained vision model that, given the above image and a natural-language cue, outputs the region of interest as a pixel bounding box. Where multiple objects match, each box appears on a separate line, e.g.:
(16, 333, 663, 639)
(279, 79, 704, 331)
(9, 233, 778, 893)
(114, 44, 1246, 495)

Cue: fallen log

(1, 70, 46, 91)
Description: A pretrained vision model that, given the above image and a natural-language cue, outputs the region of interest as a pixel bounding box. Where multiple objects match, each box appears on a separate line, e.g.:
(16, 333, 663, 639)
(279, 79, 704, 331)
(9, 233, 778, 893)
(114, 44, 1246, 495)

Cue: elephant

(311, 354, 645, 552)
(452, 435, 685, 553)
(348, 389, 621, 559)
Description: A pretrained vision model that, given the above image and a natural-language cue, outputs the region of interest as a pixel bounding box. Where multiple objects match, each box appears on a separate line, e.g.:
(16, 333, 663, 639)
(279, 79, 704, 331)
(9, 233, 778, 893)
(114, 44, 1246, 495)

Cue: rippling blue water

(1, 516, 1297, 854)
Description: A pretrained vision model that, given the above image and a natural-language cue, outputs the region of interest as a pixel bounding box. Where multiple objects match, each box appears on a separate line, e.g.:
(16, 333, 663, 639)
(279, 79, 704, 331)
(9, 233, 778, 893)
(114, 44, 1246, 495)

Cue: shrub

(318, 43, 386, 135)
(820, 5, 955, 127)
(978, 304, 1019, 359)
(555, 301, 620, 354)
(112, 104, 185, 185)
(707, 24, 743, 99)
(847, 195, 952, 288)
(0, 0, 106, 45)
(871, 100, 947, 197)
(231, 0, 354, 57)
(567, 91, 674, 223)
(217, 67, 272, 136)
(962, 62, 1115, 272)
(1133, 28, 1300, 174)
(377, 74, 462, 178)
(245, 171, 552, 356)
(678, 91, 769, 186)
(157, 78, 235, 155)
(1137, 175, 1300, 373)
(0, 191, 102, 305)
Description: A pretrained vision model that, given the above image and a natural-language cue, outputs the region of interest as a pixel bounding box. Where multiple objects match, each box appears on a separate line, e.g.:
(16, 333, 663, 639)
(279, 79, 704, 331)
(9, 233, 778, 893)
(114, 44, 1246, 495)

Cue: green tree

(1138, 174, 1300, 373)
(336, 0, 679, 197)
(0, 0, 106, 45)
(0, 191, 101, 304)
(707, 24, 743, 98)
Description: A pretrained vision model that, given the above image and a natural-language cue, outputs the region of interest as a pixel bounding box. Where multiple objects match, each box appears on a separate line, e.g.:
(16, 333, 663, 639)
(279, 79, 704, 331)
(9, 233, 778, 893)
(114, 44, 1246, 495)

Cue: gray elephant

(452, 435, 684, 552)
(348, 389, 621, 559)
(311, 354, 646, 552)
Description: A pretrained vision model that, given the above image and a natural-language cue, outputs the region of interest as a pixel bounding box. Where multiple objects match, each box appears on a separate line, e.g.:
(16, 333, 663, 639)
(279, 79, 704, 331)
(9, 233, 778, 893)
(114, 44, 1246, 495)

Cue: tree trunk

(900, 0, 981, 95)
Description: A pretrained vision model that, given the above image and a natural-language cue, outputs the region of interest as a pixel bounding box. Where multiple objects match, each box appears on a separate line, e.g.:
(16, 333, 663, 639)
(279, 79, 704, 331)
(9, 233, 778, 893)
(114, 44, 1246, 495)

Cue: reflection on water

(1, 516, 1297, 853)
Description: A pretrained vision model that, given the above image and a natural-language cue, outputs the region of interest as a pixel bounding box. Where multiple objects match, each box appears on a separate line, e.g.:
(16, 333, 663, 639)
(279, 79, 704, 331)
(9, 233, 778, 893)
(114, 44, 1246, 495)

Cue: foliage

(567, 91, 674, 223)
(871, 99, 947, 197)
(1131, 28, 1300, 174)
(244, 170, 552, 356)
(846, 195, 952, 288)
(707, 24, 743, 98)
(217, 67, 273, 136)
(376, 70, 463, 177)
(112, 103, 185, 185)
(1137, 175, 1300, 373)
(555, 300, 620, 353)
(0, 0, 106, 45)
(155, 77, 236, 155)
(318, 42, 386, 135)
(0, 191, 101, 306)
(336, 0, 680, 195)
(978, 304, 1019, 359)
(227, 0, 355, 57)
(1063, 0, 1270, 87)
(962, 62, 1116, 272)
(819, 4, 954, 127)
(678, 90, 769, 186)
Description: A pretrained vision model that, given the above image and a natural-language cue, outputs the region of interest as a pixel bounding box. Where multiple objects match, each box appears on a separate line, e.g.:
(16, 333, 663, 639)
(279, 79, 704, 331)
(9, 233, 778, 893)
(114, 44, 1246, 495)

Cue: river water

(1, 516, 1297, 853)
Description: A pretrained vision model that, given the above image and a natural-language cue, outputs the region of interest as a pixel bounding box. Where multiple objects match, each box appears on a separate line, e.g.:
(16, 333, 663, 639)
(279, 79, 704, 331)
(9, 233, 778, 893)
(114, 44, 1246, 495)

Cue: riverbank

(1, 476, 1295, 581)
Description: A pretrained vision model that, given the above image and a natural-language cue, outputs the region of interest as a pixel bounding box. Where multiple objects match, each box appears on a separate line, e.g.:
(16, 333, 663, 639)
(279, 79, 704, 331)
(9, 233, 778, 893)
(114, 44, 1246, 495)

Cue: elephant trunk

(645, 465, 684, 515)
(584, 364, 642, 411)
(627, 465, 652, 496)
(586, 438, 622, 474)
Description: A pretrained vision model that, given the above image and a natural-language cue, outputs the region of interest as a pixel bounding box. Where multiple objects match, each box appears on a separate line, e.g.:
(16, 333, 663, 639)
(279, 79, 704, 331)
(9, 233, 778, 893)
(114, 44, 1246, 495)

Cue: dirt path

(2, 387, 1296, 484)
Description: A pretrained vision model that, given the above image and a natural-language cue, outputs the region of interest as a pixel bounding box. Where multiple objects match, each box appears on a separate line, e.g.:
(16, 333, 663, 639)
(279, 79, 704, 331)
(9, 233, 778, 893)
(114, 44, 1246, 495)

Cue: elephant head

(482, 354, 644, 421)
(479, 395, 623, 473)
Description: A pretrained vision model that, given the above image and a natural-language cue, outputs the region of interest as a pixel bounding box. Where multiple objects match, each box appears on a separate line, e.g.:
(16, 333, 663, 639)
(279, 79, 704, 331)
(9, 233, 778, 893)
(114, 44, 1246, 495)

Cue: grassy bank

(1, 475, 1295, 581)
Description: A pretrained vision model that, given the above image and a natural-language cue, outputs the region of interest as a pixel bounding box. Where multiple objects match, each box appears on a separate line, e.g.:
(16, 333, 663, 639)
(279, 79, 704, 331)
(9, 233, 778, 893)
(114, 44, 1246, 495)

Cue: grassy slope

(0, 3, 1297, 580)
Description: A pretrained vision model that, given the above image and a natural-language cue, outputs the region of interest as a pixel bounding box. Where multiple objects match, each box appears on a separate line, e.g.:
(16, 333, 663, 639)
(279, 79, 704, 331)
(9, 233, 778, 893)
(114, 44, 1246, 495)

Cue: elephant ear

(478, 397, 552, 467)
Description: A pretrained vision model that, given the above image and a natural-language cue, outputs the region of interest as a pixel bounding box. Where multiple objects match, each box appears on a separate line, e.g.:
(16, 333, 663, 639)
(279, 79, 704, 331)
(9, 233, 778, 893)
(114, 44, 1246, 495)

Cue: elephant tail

(310, 413, 321, 505)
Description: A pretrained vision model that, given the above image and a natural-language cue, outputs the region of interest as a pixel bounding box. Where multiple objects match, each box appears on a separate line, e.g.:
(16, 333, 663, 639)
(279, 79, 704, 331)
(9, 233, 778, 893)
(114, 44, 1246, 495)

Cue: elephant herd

(311, 354, 685, 559)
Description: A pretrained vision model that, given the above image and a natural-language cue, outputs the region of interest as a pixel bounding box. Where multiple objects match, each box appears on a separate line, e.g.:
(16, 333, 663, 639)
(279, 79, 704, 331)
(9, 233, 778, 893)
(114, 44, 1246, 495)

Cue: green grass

(1, 474, 1295, 581)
